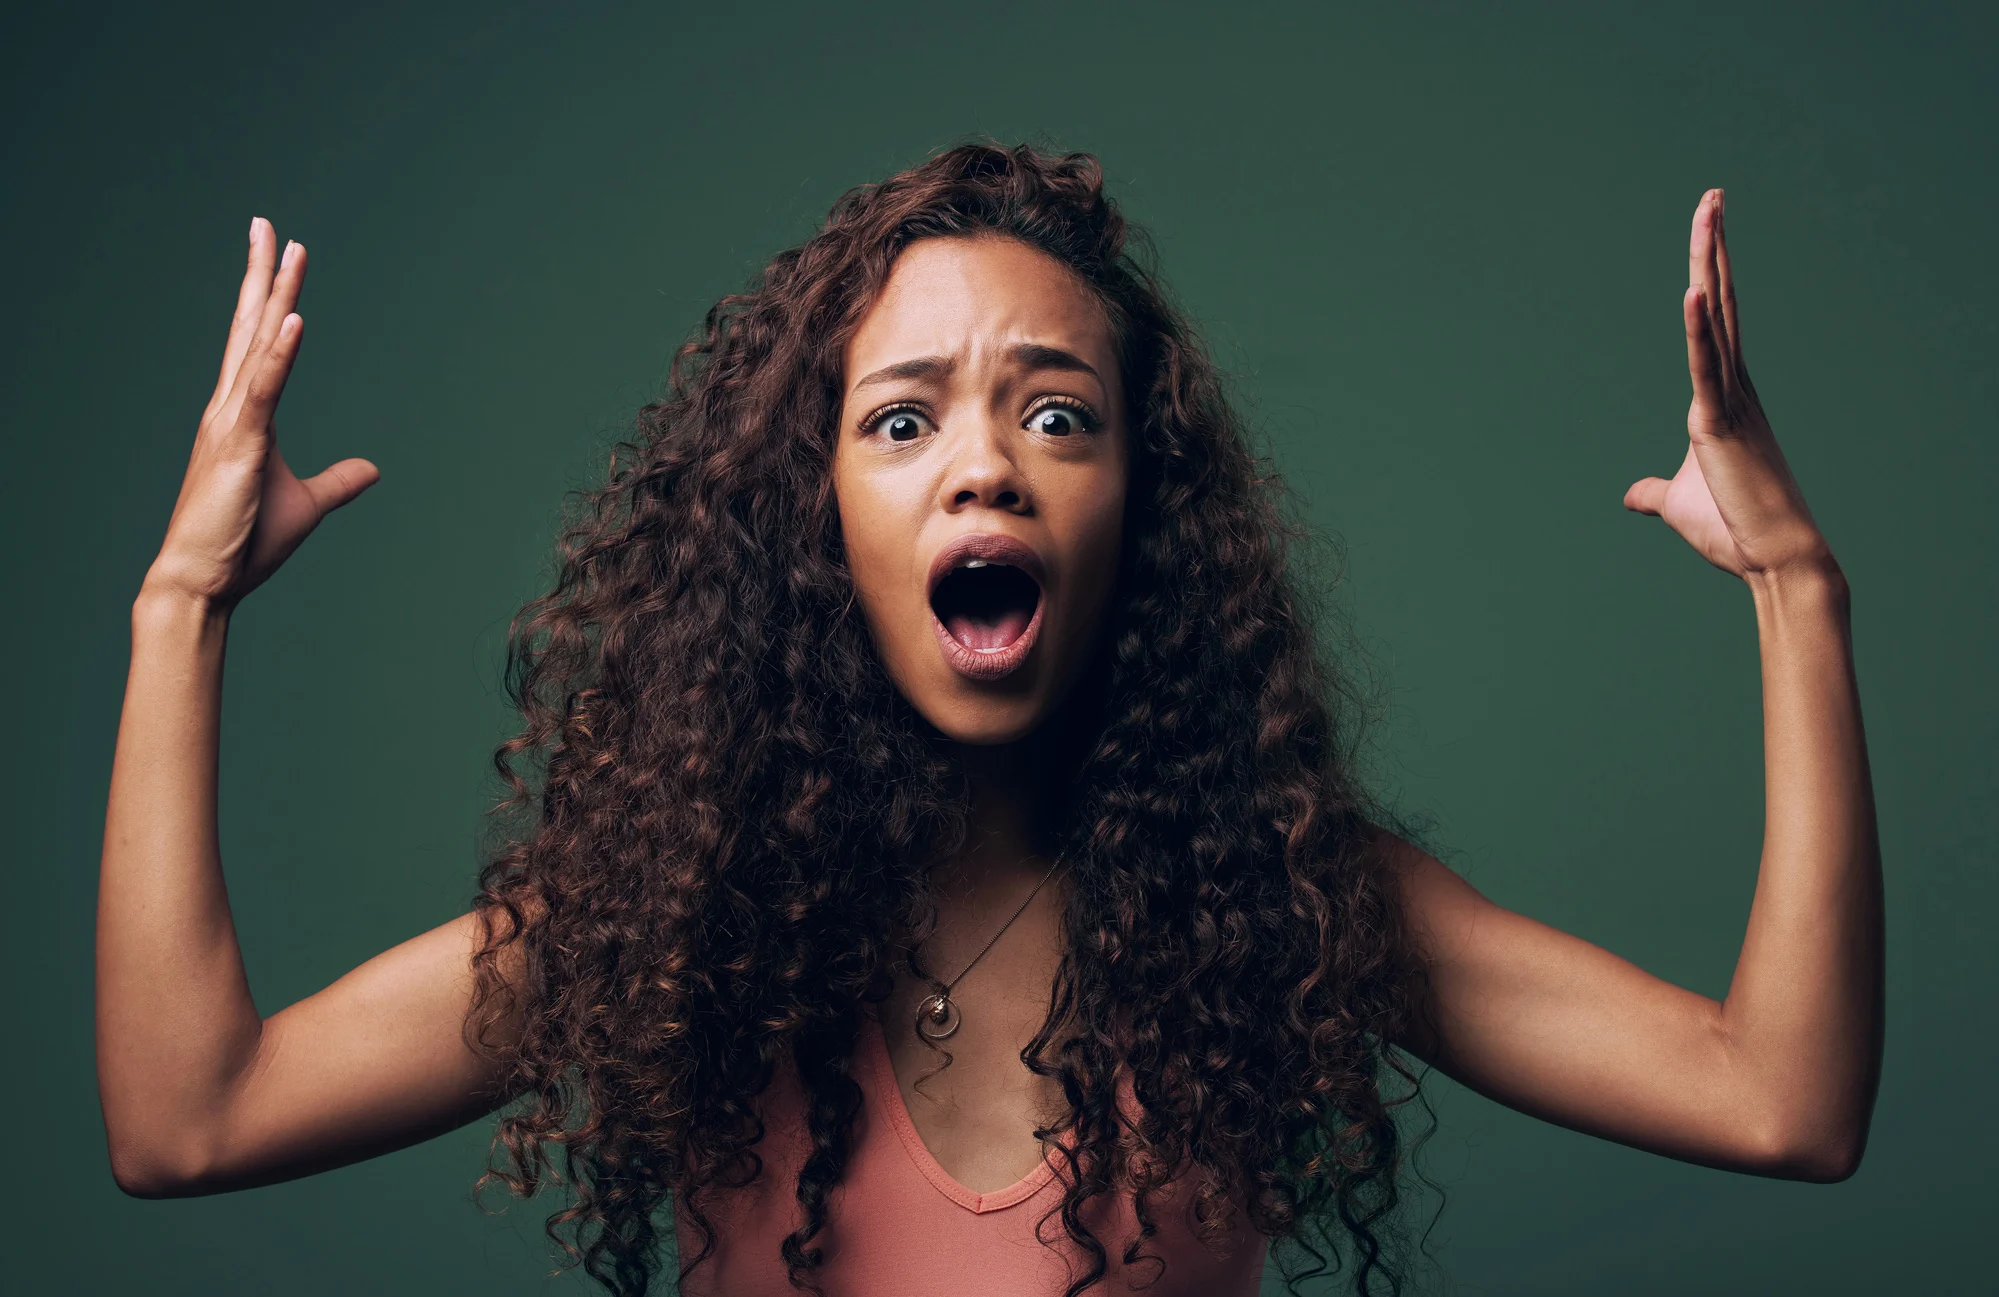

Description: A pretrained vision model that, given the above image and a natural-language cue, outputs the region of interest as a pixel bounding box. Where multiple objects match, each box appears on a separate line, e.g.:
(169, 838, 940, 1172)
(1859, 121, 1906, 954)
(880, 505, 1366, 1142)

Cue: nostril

(954, 490, 1022, 509)
(953, 488, 1023, 508)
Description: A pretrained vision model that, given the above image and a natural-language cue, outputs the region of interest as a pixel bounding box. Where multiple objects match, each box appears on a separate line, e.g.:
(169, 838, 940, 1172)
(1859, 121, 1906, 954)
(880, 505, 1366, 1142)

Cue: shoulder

(1367, 829, 1492, 962)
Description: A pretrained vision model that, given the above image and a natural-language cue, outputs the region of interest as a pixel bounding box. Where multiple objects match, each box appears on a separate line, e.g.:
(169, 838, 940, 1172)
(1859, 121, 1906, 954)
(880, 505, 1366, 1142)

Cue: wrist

(1744, 555, 1850, 619)
(133, 574, 232, 639)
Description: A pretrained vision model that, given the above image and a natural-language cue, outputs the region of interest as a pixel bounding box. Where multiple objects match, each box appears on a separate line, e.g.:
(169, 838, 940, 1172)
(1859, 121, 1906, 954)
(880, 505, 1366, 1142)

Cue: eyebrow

(849, 343, 1103, 393)
(1008, 343, 1101, 383)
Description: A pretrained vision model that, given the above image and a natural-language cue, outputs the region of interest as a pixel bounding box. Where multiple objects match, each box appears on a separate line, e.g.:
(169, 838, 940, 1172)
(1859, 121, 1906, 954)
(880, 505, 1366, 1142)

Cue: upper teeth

(963, 559, 989, 568)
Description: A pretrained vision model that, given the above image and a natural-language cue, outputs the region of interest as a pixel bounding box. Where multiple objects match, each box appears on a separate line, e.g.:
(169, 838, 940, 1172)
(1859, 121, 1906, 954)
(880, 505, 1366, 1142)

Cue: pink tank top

(672, 1014, 1269, 1295)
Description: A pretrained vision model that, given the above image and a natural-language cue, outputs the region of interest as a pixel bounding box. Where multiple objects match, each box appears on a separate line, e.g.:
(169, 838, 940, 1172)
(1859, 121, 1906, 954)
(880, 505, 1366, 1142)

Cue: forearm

(96, 584, 264, 1190)
(1719, 560, 1883, 1176)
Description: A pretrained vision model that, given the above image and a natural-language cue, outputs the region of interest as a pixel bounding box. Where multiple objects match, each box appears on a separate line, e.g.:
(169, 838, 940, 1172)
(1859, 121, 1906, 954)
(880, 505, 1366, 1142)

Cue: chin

(920, 694, 1053, 747)
(897, 640, 1106, 751)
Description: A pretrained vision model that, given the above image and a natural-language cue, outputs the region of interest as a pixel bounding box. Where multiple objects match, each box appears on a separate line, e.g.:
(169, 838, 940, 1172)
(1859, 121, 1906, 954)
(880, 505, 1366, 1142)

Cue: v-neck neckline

(860, 1013, 1070, 1214)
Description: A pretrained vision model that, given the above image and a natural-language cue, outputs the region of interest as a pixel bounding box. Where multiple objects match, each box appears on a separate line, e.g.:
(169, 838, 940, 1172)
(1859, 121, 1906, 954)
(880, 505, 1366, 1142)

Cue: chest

(674, 1013, 1270, 1296)
(877, 890, 1072, 1195)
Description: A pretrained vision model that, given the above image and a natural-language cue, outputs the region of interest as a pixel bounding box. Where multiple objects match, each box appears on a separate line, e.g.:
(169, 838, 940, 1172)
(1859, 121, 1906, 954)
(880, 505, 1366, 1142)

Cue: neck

(933, 732, 1062, 901)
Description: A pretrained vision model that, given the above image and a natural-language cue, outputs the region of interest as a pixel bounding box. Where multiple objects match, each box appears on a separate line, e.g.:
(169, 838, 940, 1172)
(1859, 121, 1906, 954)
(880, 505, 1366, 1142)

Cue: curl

(465, 141, 1432, 1296)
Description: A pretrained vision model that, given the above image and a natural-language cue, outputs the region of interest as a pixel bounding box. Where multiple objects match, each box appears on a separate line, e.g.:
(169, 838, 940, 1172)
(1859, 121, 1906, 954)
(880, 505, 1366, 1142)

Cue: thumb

(302, 457, 381, 516)
(1623, 476, 1670, 516)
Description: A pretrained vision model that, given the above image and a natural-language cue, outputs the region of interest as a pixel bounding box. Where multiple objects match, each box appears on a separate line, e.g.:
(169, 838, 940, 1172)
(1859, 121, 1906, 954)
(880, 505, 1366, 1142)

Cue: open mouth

(932, 561, 1041, 652)
(926, 535, 1047, 681)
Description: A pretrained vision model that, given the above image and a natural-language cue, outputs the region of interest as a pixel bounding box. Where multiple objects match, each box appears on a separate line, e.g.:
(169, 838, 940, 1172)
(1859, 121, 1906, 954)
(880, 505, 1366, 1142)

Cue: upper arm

(1387, 837, 1793, 1175)
(159, 909, 526, 1196)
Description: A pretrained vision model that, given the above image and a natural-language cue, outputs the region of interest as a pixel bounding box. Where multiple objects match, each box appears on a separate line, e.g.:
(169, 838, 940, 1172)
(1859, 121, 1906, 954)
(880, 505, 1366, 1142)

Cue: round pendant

(916, 992, 962, 1040)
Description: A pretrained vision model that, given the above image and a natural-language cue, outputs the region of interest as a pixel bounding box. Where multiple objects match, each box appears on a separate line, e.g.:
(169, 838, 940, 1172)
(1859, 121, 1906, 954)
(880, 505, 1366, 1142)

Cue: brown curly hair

(466, 141, 1429, 1297)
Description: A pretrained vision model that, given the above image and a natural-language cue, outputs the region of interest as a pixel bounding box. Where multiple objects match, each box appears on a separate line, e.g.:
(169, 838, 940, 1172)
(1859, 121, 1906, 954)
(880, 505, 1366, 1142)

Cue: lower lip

(931, 598, 1044, 682)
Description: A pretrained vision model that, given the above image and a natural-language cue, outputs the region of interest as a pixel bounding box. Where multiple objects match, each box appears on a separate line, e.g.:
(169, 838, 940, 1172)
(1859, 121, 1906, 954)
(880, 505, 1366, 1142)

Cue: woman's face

(833, 236, 1129, 745)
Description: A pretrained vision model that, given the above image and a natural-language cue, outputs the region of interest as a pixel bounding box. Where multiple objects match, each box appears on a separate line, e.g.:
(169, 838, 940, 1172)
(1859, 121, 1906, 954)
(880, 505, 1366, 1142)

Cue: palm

(1623, 190, 1829, 580)
(244, 437, 341, 585)
(1650, 440, 1742, 572)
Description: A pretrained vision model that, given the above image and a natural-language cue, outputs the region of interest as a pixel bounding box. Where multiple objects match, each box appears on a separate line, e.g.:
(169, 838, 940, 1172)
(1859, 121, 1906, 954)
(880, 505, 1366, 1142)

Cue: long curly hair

(466, 141, 1429, 1297)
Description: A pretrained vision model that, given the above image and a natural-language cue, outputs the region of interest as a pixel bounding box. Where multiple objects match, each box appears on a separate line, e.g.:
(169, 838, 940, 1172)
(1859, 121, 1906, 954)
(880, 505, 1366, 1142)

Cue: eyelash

(857, 395, 1104, 438)
(1026, 394, 1102, 434)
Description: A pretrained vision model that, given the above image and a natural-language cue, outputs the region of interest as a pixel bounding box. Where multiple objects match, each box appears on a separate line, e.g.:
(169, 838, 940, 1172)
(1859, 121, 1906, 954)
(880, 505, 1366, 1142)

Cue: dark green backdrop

(5, 1, 1992, 1293)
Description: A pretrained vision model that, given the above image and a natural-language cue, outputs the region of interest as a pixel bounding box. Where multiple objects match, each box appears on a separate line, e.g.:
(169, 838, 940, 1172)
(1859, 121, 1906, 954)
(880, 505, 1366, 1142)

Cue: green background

(5, 1, 1992, 1292)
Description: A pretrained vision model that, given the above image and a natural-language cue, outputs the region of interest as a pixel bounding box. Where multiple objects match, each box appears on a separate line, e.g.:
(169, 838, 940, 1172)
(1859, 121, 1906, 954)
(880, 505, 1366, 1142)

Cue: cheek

(1061, 477, 1129, 628)
(1080, 498, 1127, 604)
(1087, 444, 1131, 564)
(833, 462, 918, 632)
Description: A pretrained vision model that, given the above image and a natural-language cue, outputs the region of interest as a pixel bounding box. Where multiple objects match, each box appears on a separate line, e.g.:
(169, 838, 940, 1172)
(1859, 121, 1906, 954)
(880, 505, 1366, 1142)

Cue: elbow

(106, 1128, 216, 1199)
(1757, 1139, 1865, 1184)
(109, 1148, 193, 1199)
(1738, 1114, 1870, 1184)
(1785, 1134, 1867, 1184)
(1722, 1041, 1878, 1183)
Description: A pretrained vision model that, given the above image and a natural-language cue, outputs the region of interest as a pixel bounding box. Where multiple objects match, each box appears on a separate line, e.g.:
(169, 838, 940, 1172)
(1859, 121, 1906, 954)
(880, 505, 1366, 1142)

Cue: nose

(938, 414, 1030, 514)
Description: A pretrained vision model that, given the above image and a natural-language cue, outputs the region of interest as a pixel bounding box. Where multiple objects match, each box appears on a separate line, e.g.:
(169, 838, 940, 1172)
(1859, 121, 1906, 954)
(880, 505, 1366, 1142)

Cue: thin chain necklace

(915, 857, 1065, 1042)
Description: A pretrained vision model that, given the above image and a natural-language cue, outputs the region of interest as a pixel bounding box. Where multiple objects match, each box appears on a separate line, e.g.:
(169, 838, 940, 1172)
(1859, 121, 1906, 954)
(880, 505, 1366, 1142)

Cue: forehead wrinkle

(845, 239, 1113, 387)
(848, 332, 1110, 406)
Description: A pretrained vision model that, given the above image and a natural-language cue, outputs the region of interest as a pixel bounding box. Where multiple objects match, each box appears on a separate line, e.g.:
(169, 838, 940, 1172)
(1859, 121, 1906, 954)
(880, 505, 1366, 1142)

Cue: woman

(96, 144, 1881, 1297)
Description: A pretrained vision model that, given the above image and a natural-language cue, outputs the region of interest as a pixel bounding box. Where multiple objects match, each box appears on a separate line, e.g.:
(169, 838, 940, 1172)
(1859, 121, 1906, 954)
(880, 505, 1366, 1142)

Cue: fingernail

(282, 240, 298, 268)
(249, 216, 262, 243)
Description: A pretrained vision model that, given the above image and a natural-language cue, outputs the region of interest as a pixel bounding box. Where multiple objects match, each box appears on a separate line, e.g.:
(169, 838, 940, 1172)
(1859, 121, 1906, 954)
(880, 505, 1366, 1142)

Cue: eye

(861, 404, 934, 443)
(1025, 397, 1098, 437)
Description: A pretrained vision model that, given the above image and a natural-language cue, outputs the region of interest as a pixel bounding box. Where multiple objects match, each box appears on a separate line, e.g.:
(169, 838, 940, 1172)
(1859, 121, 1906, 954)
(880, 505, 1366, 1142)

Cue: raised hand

(144, 218, 378, 608)
(1623, 190, 1833, 580)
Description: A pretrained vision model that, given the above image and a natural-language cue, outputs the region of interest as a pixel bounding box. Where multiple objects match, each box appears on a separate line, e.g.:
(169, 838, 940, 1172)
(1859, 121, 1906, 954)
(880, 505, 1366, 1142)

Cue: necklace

(915, 857, 1065, 1042)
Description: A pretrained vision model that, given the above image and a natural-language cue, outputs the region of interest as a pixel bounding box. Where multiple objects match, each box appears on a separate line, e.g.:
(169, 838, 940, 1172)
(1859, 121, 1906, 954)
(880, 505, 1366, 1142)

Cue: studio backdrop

(4, 2, 1993, 1294)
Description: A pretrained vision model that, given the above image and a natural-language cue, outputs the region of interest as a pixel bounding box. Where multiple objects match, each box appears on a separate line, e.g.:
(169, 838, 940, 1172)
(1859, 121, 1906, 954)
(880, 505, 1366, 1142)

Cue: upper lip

(926, 532, 1047, 601)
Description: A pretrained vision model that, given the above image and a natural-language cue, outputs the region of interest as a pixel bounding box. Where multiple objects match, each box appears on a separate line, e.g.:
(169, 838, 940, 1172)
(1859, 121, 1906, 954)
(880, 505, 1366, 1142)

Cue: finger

(237, 311, 305, 435)
(1713, 190, 1744, 372)
(227, 238, 310, 414)
(300, 457, 382, 516)
(1699, 193, 1736, 376)
(1687, 188, 1714, 296)
(1687, 190, 1737, 373)
(209, 217, 277, 413)
(255, 239, 309, 357)
(1623, 476, 1670, 515)
(1683, 284, 1726, 421)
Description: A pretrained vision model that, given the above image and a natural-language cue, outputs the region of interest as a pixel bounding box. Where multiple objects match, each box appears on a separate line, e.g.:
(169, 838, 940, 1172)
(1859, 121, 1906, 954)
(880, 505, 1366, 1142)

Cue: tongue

(944, 606, 1033, 651)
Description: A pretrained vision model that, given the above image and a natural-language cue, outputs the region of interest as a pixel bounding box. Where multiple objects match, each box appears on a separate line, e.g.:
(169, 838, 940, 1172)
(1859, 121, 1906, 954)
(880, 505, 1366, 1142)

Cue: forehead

(842, 236, 1117, 384)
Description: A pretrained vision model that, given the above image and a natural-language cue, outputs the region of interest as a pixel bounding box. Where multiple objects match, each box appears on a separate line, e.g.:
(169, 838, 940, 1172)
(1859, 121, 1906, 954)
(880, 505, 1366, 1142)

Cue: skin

(833, 235, 1129, 748)
(96, 193, 1881, 1209)
(832, 237, 1129, 1188)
